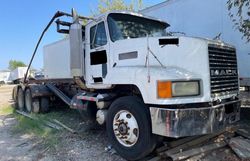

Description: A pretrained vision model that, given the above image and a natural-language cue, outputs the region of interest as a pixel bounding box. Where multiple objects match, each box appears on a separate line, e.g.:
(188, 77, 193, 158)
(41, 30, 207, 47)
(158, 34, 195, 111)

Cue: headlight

(172, 81, 200, 97)
(157, 80, 200, 98)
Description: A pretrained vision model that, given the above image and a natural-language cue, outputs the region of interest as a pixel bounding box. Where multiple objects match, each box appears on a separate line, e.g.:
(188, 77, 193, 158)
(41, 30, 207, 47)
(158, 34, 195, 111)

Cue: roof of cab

(87, 10, 169, 27)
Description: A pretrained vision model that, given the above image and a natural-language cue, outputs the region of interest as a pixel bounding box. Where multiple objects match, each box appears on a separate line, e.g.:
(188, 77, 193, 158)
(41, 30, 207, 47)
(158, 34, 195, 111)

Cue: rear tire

(106, 96, 156, 160)
(12, 87, 16, 100)
(32, 98, 40, 113)
(25, 89, 32, 113)
(17, 88, 25, 111)
(12, 86, 18, 108)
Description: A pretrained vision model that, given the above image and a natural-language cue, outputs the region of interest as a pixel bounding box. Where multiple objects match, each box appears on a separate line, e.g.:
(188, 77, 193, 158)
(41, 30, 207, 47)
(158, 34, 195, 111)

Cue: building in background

(0, 70, 11, 84)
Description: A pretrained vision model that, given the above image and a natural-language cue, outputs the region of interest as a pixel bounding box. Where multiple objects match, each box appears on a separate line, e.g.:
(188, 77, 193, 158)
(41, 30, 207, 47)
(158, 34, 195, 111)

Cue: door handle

(95, 46, 104, 51)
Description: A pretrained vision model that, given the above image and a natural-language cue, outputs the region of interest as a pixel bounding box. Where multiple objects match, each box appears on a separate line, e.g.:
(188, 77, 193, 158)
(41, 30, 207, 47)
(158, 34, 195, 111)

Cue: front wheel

(106, 96, 156, 160)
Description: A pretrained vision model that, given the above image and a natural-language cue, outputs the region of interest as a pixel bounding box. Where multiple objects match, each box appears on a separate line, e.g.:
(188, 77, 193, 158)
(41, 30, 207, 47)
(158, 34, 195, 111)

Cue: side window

(90, 22, 107, 49)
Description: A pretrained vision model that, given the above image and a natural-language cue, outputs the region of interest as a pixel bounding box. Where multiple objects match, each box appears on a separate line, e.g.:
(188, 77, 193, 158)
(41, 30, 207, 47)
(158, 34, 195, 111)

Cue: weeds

(0, 104, 80, 150)
(0, 105, 14, 115)
(0, 106, 60, 148)
(12, 112, 64, 150)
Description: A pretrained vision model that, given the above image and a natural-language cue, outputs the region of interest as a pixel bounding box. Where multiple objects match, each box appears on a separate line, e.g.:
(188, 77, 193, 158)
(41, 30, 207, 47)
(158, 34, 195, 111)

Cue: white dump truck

(13, 9, 240, 160)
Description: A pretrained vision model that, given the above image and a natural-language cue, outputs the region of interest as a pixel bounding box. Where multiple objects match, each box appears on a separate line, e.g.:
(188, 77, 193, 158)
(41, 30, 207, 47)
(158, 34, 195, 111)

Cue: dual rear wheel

(16, 87, 49, 113)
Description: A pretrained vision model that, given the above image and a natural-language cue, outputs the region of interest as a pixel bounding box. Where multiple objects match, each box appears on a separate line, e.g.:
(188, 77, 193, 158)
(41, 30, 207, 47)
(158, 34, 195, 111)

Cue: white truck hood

(110, 36, 210, 78)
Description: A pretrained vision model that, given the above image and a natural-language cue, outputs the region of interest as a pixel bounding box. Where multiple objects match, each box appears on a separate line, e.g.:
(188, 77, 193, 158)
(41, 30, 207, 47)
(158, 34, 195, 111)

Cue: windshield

(107, 13, 168, 42)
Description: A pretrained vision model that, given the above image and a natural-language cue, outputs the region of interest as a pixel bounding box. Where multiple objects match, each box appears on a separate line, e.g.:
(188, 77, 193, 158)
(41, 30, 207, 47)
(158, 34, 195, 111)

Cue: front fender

(105, 66, 205, 105)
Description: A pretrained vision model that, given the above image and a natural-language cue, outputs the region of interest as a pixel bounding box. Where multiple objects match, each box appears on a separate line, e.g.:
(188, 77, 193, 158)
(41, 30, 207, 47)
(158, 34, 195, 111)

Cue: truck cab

(81, 11, 240, 158)
(84, 11, 169, 89)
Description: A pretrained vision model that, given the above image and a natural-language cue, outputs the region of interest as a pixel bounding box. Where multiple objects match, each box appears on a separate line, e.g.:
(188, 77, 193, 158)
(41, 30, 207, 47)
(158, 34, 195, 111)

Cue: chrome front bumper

(150, 100, 240, 138)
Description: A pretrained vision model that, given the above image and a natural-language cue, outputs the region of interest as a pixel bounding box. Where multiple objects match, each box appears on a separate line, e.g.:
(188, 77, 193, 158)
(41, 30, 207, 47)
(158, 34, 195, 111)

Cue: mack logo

(211, 69, 237, 76)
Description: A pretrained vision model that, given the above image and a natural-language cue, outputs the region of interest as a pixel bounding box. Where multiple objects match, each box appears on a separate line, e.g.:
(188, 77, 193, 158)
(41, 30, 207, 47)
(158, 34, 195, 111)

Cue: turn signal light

(157, 81, 172, 98)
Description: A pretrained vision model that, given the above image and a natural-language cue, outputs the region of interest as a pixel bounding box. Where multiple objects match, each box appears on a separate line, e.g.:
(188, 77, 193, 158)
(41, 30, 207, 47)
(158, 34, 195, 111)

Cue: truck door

(86, 21, 109, 84)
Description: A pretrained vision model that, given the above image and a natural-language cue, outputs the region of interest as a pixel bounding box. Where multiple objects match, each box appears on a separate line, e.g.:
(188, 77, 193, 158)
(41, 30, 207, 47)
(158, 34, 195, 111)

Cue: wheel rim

(113, 110, 139, 147)
(25, 90, 32, 112)
(18, 89, 24, 110)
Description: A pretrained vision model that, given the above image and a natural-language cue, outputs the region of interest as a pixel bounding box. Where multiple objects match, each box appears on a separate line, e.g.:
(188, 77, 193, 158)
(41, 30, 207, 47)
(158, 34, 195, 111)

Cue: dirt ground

(0, 85, 250, 161)
(0, 85, 40, 161)
(0, 85, 15, 107)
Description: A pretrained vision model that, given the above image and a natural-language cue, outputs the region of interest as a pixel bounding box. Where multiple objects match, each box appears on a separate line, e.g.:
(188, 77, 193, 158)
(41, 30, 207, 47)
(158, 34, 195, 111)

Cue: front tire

(106, 96, 156, 160)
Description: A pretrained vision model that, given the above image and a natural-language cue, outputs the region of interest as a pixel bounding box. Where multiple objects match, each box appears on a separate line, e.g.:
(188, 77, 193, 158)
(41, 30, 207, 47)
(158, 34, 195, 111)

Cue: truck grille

(208, 44, 239, 97)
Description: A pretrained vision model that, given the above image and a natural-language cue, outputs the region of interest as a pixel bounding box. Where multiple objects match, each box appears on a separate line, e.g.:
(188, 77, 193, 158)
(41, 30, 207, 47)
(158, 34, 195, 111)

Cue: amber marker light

(157, 81, 172, 98)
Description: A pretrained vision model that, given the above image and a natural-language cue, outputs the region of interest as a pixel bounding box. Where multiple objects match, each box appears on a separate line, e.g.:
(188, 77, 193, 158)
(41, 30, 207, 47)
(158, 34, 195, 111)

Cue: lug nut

(133, 128, 138, 136)
(126, 114, 131, 118)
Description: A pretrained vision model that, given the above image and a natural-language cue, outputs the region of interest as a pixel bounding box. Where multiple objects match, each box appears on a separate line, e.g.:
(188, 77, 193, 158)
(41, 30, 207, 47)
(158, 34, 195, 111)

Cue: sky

(0, 0, 164, 71)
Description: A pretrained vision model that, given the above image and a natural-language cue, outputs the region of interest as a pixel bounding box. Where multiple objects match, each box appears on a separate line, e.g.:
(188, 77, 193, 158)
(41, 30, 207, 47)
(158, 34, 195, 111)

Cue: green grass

(2, 106, 81, 149)
(0, 105, 15, 115)
(0, 105, 60, 148)
(13, 112, 63, 149)
(14, 115, 51, 135)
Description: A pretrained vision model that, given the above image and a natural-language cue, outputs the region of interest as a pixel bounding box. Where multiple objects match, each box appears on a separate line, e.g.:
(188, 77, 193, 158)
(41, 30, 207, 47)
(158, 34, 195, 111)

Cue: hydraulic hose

(23, 11, 73, 83)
